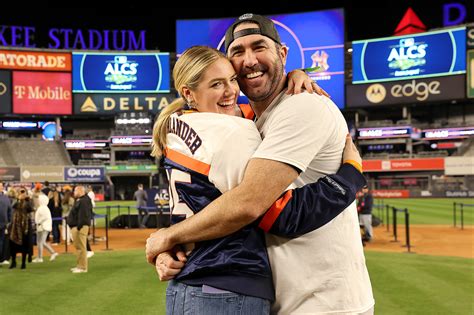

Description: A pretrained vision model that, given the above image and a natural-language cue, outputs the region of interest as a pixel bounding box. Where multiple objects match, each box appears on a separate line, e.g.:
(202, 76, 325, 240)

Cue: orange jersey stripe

(165, 148, 210, 176)
(239, 103, 255, 120)
(258, 190, 293, 232)
(344, 160, 363, 173)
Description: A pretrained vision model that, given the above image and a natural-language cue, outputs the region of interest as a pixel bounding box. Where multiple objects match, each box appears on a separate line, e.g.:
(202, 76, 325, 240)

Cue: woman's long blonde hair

(151, 46, 226, 157)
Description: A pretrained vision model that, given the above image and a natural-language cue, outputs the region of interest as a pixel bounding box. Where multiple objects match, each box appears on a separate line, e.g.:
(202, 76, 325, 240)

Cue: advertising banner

(422, 126, 474, 140)
(73, 93, 174, 115)
(72, 52, 170, 93)
(63, 140, 109, 150)
(346, 75, 465, 107)
(0, 167, 21, 181)
(110, 135, 152, 146)
(445, 190, 474, 198)
(105, 165, 157, 171)
(352, 27, 466, 84)
(445, 156, 474, 175)
(372, 190, 410, 198)
(13, 71, 72, 115)
(21, 165, 64, 182)
(64, 166, 105, 182)
(0, 70, 11, 114)
(363, 158, 445, 172)
(0, 50, 72, 71)
(177, 10, 346, 108)
(357, 126, 413, 139)
(468, 50, 474, 98)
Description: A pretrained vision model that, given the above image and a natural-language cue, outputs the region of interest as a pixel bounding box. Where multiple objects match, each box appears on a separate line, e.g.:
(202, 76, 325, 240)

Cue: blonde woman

(146, 46, 365, 315)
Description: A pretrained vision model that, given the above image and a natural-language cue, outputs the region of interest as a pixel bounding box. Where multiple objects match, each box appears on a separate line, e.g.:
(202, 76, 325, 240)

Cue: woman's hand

(286, 69, 330, 97)
(154, 247, 187, 281)
(342, 134, 362, 167)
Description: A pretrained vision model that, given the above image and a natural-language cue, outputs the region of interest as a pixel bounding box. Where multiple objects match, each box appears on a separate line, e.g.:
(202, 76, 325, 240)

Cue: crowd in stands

(0, 181, 96, 271)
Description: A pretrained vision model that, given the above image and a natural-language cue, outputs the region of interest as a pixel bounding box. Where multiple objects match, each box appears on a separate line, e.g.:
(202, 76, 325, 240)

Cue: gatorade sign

(64, 167, 105, 182)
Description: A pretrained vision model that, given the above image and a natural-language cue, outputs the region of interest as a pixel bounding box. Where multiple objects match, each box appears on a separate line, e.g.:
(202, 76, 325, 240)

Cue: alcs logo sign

(366, 79, 441, 103)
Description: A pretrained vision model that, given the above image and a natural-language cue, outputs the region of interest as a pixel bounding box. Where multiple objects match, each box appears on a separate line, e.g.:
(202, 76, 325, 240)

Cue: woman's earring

(187, 98, 196, 109)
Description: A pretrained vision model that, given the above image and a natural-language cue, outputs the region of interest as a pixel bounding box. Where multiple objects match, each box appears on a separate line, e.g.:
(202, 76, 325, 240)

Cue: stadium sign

(0, 70, 11, 114)
(177, 9, 346, 108)
(352, 27, 466, 84)
(0, 50, 71, 71)
(63, 140, 109, 150)
(445, 156, 474, 175)
(372, 190, 410, 198)
(468, 50, 474, 98)
(346, 75, 465, 107)
(21, 165, 64, 182)
(73, 93, 174, 115)
(110, 135, 152, 146)
(363, 158, 445, 172)
(13, 71, 72, 115)
(445, 190, 474, 198)
(0, 167, 20, 181)
(467, 26, 474, 49)
(0, 25, 146, 50)
(422, 126, 474, 140)
(72, 52, 170, 93)
(357, 126, 414, 139)
(64, 166, 105, 182)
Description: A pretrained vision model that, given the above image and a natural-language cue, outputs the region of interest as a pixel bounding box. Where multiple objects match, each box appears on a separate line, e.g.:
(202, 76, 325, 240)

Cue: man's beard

(240, 57, 285, 103)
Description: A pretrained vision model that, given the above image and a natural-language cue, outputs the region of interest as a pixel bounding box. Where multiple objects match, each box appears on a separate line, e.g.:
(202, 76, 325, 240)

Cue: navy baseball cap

(224, 13, 281, 52)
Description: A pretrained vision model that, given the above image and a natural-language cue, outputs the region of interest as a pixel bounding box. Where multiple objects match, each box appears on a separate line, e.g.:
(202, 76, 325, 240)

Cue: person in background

(358, 186, 374, 243)
(61, 187, 75, 245)
(8, 188, 33, 269)
(67, 185, 92, 273)
(41, 181, 51, 196)
(31, 182, 43, 211)
(7, 187, 17, 206)
(48, 187, 63, 245)
(33, 194, 58, 263)
(134, 184, 149, 228)
(0, 182, 12, 265)
(85, 185, 95, 258)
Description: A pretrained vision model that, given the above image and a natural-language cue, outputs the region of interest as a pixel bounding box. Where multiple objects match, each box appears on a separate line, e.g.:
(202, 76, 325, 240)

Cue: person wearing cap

(147, 14, 374, 314)
(147, 44, 366, 314)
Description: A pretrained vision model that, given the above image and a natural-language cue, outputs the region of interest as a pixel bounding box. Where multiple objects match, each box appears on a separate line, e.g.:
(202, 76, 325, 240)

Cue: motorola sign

(64, 167, 105, 182)
(346, 75, 465, 107)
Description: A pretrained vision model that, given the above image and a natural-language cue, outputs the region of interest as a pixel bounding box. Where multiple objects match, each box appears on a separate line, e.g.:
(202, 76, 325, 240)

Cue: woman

(8, 188, 34, 269)
(47, 188, 62, 245)
(149, 46, 365, 314)
(33, 194, 58, 262)
(61, 188, 75, 244)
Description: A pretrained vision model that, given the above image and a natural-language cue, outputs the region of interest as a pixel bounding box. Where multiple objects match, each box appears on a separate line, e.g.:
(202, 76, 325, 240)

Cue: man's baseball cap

(224, 13, 281, 52)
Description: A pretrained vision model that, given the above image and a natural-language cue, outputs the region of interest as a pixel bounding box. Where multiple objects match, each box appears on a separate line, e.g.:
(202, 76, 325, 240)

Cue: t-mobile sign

(13, 71, 72, 114)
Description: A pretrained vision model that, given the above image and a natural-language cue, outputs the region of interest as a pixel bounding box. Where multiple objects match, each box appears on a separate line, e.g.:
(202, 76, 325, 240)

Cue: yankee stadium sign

(0, 25, 146, 50)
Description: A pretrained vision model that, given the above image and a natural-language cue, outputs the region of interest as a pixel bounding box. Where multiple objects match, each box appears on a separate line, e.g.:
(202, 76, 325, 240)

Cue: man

(133, 184, 149, 228)
(359, 186, 374, 243)
(67, 185, 92, 273)
(0, 182, 12, 265)
(147, 14, 374, 314)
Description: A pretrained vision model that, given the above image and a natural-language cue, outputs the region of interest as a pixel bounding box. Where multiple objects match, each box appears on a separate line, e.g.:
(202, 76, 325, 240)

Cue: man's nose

(243, 50, 258, 68)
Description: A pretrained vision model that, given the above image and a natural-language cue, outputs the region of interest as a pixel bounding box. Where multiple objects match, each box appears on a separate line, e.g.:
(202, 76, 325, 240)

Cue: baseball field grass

(374, 198, 473, 225)
(1, 249, 472, 314)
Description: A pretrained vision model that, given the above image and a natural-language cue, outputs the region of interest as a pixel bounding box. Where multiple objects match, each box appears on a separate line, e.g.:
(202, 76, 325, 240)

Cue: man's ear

(280, 45, 289, 66)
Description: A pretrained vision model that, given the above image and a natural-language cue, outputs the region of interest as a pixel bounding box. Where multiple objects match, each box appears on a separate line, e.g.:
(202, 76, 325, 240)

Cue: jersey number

(167, 169, 194, 219)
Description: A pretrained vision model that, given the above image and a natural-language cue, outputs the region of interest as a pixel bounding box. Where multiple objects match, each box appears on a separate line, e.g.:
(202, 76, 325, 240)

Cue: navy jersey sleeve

(258, 163, 366, 238)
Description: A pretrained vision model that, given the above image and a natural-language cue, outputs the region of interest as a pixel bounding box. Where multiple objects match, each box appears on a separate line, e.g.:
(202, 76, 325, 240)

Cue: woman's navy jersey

(163, 111, 366, 301)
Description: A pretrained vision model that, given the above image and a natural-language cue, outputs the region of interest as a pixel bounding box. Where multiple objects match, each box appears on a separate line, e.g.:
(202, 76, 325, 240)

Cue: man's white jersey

(253, 91, 375, 314)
